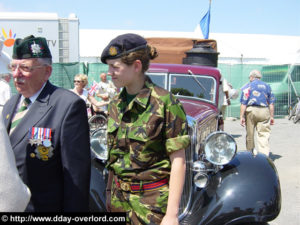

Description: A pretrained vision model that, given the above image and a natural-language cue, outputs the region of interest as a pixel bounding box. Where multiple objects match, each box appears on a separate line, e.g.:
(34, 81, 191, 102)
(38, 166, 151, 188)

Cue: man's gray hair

(37, 58, 52, 66)
(249, 70, 262, 79)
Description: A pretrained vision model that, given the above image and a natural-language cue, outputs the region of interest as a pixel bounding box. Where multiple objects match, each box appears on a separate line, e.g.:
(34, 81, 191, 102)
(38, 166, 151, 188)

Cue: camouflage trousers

(110, 179, 169, 225)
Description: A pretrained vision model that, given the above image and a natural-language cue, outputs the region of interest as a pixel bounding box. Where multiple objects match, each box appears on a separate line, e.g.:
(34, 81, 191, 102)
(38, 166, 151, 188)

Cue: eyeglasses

(74, 80, 83, 83)
(9, 64, 46, 73)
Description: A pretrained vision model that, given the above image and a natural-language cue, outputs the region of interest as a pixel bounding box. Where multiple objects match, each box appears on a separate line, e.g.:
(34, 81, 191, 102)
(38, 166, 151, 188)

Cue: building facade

(0, 12, 79, 63)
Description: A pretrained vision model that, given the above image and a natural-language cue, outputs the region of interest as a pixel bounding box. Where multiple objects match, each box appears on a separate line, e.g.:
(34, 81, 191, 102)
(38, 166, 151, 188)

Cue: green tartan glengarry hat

(12, 35, 52, 59)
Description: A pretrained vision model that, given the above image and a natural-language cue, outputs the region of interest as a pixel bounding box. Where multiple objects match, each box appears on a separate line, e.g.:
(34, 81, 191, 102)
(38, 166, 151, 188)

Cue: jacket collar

(117, 76, 154, 111)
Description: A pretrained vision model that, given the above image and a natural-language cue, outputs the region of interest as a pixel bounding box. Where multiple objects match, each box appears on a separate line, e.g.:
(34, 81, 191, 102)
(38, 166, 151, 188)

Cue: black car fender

(180, 151, 281, 225)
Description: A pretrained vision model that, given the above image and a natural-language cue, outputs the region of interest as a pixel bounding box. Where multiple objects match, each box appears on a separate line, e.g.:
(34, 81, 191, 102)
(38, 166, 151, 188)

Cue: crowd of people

(70, 73, 110, 116)
(0, 33, 275, 224)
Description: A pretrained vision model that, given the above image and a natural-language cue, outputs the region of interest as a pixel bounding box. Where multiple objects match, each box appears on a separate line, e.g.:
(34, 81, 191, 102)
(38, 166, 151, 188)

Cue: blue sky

(1, 0, 300, 36)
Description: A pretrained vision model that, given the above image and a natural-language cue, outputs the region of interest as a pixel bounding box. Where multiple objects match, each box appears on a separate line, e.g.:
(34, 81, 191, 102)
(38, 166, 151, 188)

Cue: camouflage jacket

(106, 76, 190, 182)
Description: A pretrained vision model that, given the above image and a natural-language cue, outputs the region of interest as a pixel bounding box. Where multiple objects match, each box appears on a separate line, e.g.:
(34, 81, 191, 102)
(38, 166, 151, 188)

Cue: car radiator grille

(179, 142, 193, 216)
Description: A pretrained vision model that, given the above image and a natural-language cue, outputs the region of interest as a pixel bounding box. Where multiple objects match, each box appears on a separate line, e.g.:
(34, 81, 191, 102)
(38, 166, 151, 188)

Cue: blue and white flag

(200, 1, 211, 39)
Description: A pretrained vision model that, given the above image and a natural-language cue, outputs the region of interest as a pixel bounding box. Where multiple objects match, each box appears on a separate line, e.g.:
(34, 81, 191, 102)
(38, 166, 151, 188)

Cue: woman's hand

(97, 93, 109, 101)
(96, 101, 108, 108)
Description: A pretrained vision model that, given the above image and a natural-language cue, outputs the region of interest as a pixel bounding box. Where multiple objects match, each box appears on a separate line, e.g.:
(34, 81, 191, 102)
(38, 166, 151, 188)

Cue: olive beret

(12, 35, 52, 59)
(101, 33, 147, 64)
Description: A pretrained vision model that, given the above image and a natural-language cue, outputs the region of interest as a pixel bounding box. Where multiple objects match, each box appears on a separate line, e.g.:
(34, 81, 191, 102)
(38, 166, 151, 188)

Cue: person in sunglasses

(2, 35, 91, 212)
(71, 73, 108, 115)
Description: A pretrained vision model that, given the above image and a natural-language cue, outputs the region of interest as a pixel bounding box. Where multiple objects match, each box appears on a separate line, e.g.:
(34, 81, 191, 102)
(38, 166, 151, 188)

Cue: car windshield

(147, 72, 217, 104)
(147, 72, 168, 89)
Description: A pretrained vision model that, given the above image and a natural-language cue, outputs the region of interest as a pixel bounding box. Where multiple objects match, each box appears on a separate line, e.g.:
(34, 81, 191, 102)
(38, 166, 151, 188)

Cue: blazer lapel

(3, 94, 20, 132)
(10, 82, 53, 148)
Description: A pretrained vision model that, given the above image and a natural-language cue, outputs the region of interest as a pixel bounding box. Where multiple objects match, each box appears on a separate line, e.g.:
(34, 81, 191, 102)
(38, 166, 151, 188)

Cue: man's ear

(45, 65, 53, 80)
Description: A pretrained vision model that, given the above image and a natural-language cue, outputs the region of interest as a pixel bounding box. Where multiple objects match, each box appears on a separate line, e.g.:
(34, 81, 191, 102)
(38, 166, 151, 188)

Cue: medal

(29, 127, 52, 147)
(43, 139, 51, 147)
(35, 145, 53, 161)
(29, 139, 42, 146)
(29, 127, 54, 161)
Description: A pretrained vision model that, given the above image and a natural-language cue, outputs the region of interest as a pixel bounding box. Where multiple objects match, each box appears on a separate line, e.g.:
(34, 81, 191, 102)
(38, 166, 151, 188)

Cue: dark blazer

(2, 81, 91, 212)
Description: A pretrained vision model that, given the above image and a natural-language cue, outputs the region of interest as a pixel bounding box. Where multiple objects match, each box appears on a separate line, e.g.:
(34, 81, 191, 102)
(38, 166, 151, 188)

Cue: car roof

(148, 63, 222, 80)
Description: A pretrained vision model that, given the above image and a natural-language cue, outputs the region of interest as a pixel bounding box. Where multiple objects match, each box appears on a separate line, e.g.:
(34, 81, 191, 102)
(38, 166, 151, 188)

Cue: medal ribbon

(29, 127, 52, 142)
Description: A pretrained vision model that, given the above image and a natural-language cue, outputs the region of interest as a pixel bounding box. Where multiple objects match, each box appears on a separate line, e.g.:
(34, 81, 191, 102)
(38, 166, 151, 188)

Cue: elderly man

(94, 72, 116, 112)
(2, 35, 91, 212)
(240, 70, 275, 156)
(97, 73, 116, 99)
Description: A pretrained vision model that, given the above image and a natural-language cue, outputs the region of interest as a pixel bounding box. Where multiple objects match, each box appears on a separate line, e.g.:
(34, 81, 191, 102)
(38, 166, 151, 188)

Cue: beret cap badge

(109, 46, 118, 56)
(31, 42, 42, 56)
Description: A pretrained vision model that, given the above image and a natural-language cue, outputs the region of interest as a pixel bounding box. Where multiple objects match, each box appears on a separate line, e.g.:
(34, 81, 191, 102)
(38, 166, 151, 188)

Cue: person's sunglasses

(74, 80, 83, 83)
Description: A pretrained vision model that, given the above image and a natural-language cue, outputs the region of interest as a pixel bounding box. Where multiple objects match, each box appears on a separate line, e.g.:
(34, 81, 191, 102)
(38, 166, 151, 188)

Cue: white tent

(79, 25, 300, 65)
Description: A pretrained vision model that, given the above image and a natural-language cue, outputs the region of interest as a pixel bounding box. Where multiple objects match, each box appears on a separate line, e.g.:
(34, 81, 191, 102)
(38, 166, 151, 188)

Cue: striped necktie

(10, 98, 31, 134)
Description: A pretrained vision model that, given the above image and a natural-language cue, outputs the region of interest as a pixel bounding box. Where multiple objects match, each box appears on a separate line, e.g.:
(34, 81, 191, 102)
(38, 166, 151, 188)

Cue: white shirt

(12, 82, 47, 119)
(0, 79, 11, 106)
(97, 80, 116, 99)
(218, 78, 231, 110)
(222, 78, 231, 106)
(70, 88, 89, 103)
(15, 82, 46, 112)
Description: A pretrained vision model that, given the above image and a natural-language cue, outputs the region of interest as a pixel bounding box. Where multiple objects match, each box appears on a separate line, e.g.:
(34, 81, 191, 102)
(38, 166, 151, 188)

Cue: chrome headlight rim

(90, 128, 108, 161)
(193, 172, 209, 188)
(204, 131, 237, 166)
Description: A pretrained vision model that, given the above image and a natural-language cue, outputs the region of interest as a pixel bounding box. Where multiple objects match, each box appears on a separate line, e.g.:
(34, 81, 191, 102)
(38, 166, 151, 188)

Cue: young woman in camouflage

(100, 33, 190, 225)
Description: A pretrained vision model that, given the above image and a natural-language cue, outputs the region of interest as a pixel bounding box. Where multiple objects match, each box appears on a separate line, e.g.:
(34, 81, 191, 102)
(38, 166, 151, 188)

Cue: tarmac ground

(224, 117, 300, 225)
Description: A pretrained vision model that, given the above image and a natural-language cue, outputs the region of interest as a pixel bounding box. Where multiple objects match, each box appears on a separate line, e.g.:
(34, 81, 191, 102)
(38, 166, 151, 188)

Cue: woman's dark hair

(121, 45, 158, 73)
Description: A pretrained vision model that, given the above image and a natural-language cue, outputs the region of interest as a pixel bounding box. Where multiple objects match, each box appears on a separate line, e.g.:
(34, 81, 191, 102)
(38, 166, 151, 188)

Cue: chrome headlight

(204, 131, 237, 165)
(90, 128, 108, 161)
(194, 172, 209, 188)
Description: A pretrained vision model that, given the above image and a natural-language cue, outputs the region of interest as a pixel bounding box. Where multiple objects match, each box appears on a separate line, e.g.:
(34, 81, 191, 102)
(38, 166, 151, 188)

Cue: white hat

(249, 70, 262, 79)
(229, 89, 239, 100)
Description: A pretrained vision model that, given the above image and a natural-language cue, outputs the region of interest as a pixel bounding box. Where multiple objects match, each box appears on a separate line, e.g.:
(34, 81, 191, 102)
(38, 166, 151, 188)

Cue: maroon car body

(147, 63, 221, 129)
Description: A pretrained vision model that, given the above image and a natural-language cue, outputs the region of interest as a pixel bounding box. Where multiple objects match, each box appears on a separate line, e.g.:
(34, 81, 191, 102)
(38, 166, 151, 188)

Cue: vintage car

(89, 63, 281, 225)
